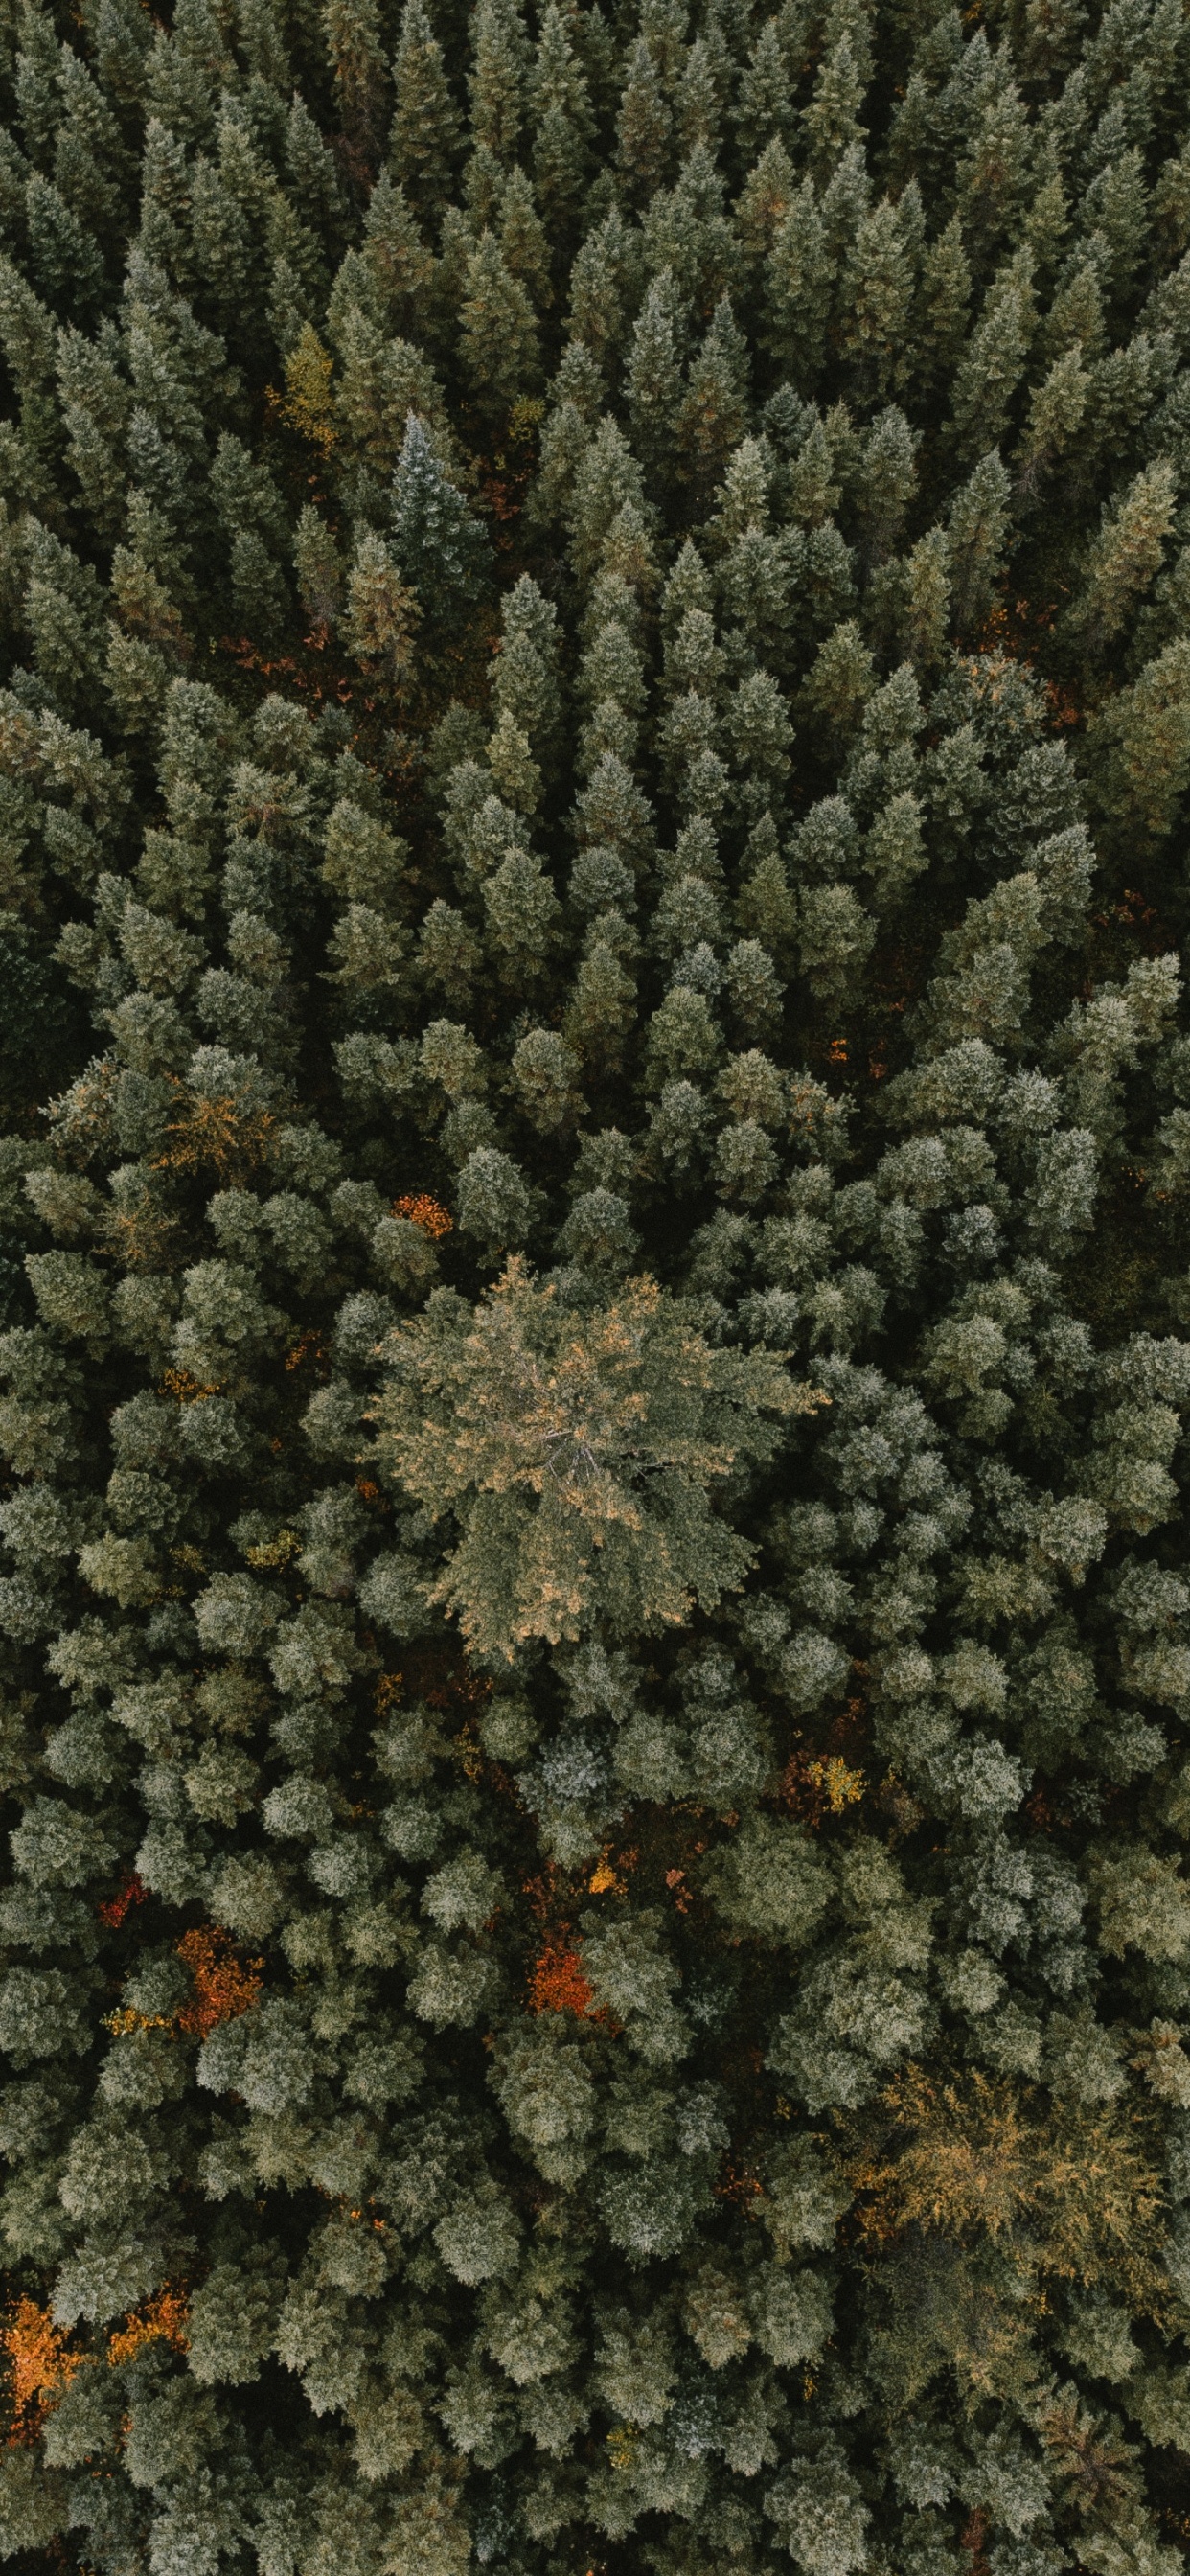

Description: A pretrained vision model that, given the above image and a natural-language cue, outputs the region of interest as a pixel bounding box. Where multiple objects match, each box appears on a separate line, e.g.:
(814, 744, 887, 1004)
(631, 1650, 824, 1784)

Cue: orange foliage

(781, 1702, 868, 1827)
(105, 1927, 262, 2042)
(98, 1874, 146, 1929)
(104, 2004, 166, 2037)
(175, 1927, 263, 2038)
(154, 1084, 276, 1182)
(218, 633, 356, 701)
(159, 1368, 219, 1405)
(1045, 678, 1080, 730)
(2, 2300, 82, 2439)
(809, 1754, 865, 1812)
(394, 1192, 453, 1239)
(714, 2161, 765, 2207)
(285, 1330, 329, 1374)
(453, 1719, 485, 1783)
(528, 1942, 598, 2016)
(107, 2288, 189, 2369)
(103, 1194, 177, 1273)
(848, 2066, 1168, 2314)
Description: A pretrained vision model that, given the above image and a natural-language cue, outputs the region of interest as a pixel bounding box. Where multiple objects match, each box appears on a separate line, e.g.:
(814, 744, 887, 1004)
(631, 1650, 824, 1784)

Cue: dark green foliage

(3, 0, 1190, 2572)
(389, 412, 492, 640)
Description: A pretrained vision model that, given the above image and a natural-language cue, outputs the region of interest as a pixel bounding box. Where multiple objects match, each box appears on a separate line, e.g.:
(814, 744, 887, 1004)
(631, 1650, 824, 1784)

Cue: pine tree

(947, 447, 1011, 633)
(458, 225, 540, 417)
(528, 0, 592, 232)
(492, 570, 562, 768)
(375, 1261, 813, 1655)
(286, 95, 345, 263)
(736, 16, 794, 161)
(497, 162, 550, 310)
(390, 411, 489, 626)
(565, 206, 636, 379)
(765, 177, 832, 384)
(948, 245, 1036, 458)
(838, 193, 915, 396)
(293, 504, 345, 639)
(736, 133, 794, 273)
(324, 0, 388, 164)
(909, 211, 972, 394)
(615, 34, 671, 202)
(389, 0, 460, 220)
(1062, 457, 1177, 654)
(25, 172, 105, 316)
(468, 0, 525, 167)
(675, 294, 748, 493)
(332, 303, 451, 479)
(356, 167, 434, 335)
(343, 527, 421, 685)
(675, 35, 721, 157)
(626, 267, 682, 476)
(801, 33, 867, 182)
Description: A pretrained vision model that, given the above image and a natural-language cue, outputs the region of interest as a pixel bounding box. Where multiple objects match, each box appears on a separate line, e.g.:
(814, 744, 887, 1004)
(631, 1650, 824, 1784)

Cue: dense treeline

(1, 0, 1190, 2564)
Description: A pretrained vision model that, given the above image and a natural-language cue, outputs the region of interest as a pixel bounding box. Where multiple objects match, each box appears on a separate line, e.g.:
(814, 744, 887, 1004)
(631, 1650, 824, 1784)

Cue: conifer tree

(468, 0, 526, 169)
(389, 0, 460, 220)
(528, 0, 592, 231)
(324, 0, 388, 167)
(458, 225, 540, 416)
(616, 34, 672, 203)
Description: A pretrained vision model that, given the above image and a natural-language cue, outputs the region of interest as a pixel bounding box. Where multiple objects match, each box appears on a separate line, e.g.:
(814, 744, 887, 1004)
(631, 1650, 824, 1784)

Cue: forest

(0, 0, 1189, 2563)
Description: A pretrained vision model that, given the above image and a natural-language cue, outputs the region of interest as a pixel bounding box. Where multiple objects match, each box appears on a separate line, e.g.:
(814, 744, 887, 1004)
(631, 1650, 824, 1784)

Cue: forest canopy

(0, 0, 1189, 2564)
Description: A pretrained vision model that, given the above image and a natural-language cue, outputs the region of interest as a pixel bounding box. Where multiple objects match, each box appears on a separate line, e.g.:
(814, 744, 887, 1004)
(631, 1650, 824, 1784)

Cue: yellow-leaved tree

(372, 1258, 824, 1659)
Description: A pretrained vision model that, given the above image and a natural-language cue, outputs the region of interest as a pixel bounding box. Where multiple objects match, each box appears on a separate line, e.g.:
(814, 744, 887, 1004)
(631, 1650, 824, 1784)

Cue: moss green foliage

(3, 0, 1190, 2565)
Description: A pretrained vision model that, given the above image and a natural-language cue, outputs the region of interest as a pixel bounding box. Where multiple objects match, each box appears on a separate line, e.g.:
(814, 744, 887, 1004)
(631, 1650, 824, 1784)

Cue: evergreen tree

(458, 225, 540, 417)
(468, 0, 526, 168)
(390, 410, 489, 619)
(324, 0, 387, 165)
(615, 34, 672, 203)
(528, 1, 592, 231)
(801, 33, 867, 181)
(389, 0, 460, 220)
(765, 178, 832, 384)
(948, 245, 1037, 458)
(626, 267, 682, 476)
(497, 163, 550, 310)
(675, 34, 721, 158)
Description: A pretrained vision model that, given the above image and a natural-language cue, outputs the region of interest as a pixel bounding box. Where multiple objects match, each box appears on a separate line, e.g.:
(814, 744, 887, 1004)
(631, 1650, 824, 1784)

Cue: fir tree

(468, 0, 526, 168)
(324, 0, 387, 165)
(389, 410, 490, 634)
(458, 225, 541, 417)
(615, 34, 672, 203)
(389, 0, 460, 220)
(528, 1, 592, 231)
